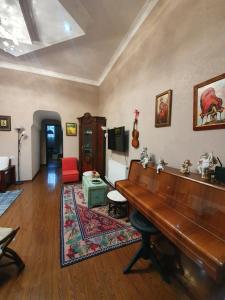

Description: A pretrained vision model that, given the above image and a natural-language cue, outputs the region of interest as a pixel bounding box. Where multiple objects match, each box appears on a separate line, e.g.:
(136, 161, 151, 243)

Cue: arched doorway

(44, 120, 63, 166)
(32, 110, 63, 177)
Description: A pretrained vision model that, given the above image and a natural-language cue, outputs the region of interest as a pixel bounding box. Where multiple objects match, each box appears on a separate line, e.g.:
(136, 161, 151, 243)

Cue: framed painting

(155, 89, 172, 127)
(66, 122, 77, 136)
(193, 73, 225, 131)
(0, 115, 11, 131)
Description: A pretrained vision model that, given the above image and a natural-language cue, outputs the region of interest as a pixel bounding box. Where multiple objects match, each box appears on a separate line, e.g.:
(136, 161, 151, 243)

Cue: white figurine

(140, 147, 148, 161)
(140, 147, 153, 168)
(180, 159, 192, 175)
(157, 158, 167, 173)
(197, 152, 217, 179)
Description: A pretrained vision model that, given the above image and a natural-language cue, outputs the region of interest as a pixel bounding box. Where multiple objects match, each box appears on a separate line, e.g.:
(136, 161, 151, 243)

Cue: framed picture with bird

(193, 73, 225, 130)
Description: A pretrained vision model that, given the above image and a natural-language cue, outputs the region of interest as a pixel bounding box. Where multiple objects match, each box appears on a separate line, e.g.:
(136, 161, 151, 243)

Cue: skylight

(0, 0, 85, 56)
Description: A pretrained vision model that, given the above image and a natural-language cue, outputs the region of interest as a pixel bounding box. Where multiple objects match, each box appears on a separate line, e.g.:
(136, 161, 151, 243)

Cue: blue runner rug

(0, 190, 23, 216)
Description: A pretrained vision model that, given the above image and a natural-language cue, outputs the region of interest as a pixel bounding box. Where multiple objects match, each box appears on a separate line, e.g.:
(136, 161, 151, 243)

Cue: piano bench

(123, 210, 170, 283)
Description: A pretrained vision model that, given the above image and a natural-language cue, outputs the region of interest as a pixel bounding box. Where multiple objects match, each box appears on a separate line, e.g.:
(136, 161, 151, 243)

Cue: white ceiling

(0, 0, 158, 85)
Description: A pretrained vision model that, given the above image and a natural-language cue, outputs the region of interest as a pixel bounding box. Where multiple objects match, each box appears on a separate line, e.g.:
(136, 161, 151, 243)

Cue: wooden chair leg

(3, 247, 25, 272)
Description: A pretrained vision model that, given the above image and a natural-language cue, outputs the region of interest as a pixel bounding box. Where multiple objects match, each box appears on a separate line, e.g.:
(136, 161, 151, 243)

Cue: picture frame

(66, 122, 77, 136)
(0, 115, 11, 131)
(155, 89, 172, 127)
(193, 73, 225, 131)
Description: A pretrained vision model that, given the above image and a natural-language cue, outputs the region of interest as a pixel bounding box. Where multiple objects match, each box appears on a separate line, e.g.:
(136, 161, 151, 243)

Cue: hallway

(0, 166, 187, 300)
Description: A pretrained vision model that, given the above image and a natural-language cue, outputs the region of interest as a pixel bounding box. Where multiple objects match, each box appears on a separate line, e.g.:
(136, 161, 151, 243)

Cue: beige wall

(0, 0, 225, 180)
(0, 69, 98, 180)
(99, 0, 225, 173)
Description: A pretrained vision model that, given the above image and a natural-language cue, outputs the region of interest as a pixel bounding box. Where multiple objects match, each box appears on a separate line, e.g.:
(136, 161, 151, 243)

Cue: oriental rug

(60, 184, 141, 267)
(0, 190, 23, 216)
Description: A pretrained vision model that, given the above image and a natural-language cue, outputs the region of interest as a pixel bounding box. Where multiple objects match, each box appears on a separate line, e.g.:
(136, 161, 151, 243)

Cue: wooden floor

(0, 165, 189, 300)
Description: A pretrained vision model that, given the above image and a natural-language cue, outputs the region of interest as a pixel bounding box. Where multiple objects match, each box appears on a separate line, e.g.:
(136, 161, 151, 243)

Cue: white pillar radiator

(105, 159, 128, 187)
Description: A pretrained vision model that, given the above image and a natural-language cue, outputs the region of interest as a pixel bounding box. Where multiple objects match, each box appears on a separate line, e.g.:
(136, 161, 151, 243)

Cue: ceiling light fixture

(64, 21, 71, 33)
(3, 40, 9, 47)
(0, 16, 19, 46)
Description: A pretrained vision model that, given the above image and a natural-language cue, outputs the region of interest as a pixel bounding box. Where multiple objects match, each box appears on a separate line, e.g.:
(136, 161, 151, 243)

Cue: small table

(108, 190, 128, 219)
(82, 175, 108, 208)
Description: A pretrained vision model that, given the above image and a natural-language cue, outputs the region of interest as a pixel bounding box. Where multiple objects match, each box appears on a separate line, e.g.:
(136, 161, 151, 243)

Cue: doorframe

(45, 123, 63, 165)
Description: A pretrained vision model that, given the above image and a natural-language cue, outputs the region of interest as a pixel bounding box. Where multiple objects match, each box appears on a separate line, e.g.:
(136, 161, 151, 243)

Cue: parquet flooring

(0, 165, 189, 300)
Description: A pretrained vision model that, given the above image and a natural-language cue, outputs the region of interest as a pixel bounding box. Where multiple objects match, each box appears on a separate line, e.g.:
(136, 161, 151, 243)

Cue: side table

(82, 175, 108, 208)
(108, 190, 128, 219)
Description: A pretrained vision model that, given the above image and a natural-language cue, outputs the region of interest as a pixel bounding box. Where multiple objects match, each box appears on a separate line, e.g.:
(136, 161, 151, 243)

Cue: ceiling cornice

(0, 62, 98, 86)
(0, 0, 159, 87)
(98, 0, 159, 85)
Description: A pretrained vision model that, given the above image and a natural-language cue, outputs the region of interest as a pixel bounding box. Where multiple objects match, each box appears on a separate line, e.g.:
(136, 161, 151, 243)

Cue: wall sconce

(15, 127, 28, 184)
(101, 126, 108, 138)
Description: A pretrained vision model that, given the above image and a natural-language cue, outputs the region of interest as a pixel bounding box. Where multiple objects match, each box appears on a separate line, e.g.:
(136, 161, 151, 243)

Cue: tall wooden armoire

(78, 113, 106, 177)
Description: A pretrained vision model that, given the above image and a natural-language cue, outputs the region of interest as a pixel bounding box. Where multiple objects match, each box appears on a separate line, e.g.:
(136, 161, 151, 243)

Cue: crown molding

(0, 0, 158, 87)
(0, 62, 99, 86)
(97, 0, 159, 85)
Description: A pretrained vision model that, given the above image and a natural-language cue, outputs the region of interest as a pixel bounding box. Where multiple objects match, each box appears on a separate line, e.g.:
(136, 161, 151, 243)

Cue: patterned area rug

(61, 184, 141, 267)
(0, 190, 23, 216)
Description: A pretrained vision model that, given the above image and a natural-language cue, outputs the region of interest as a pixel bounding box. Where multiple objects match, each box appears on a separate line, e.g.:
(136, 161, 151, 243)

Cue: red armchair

(62, 157, 79, 183)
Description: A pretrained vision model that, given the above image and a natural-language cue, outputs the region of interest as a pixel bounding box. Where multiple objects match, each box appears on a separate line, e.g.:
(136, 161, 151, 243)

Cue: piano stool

(123, 210, 170, 283)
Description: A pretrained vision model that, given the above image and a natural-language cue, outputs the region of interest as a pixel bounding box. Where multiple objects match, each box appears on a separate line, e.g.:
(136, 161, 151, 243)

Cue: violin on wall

(131, 109, 139, 148)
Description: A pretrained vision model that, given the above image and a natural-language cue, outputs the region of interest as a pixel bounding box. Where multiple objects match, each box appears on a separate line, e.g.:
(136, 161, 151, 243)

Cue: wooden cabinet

(78, 113, 106, 177)
(0, 165, 16, 192)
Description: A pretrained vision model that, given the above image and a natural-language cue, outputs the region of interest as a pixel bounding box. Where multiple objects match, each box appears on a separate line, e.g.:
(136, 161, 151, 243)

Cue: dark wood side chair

(0, 227, 25, 272)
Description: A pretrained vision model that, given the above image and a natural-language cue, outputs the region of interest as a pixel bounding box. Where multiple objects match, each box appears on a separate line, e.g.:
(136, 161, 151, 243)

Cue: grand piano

(116, 160, 225, 292)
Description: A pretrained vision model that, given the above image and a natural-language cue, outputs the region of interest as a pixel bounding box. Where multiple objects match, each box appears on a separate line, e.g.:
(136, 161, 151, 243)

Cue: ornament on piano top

(197, 152, 218, 179)
(140, 147, 153, 168)
(180, 159, 192, 175)
(157, 157, 167, 174)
